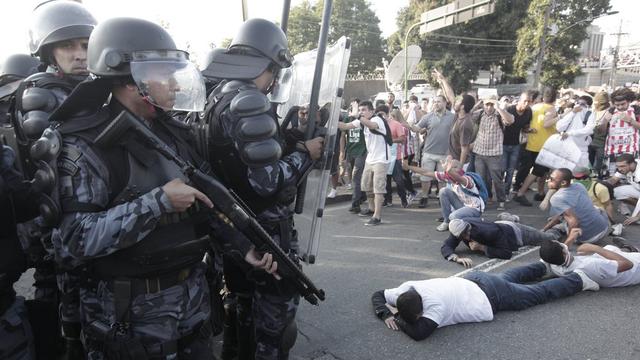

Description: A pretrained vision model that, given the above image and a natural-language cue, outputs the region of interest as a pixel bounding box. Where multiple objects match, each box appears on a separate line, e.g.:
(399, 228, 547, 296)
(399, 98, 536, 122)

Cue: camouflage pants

(253, 288, 299, 360)
(0, 296, 36, 360)
(80, 263, 214, 360)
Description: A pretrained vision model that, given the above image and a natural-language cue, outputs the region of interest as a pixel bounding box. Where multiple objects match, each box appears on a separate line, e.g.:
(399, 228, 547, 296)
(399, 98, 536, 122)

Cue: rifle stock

(96, 111, 325, 305)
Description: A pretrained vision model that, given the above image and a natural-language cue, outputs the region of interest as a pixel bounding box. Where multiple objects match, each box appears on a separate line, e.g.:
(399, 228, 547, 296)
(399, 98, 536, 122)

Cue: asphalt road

(13, 192, 640, 359)
(290, 196, 640, 360)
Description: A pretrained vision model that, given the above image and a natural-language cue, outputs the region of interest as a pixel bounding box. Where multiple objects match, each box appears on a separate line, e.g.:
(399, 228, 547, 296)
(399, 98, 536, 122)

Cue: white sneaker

(574, 270, 600, 291)
(611, 223, 624, 236)
(436, 222, 450, 232)
(327, 188, 337, 198)
(497, 212, 520, 223)
(346, 183, 352, 190)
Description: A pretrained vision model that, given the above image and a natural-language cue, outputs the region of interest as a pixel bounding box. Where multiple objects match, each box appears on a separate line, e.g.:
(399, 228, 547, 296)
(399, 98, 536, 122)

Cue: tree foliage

(514, 0, 611, 89)
(287, 0, 385, 73)
(388, 0, 531, 94)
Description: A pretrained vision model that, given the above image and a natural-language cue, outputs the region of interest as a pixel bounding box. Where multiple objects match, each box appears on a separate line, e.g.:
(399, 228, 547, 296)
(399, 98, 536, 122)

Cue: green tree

(514, 0, 611, 89)
(287, 0, 385, 73)
(388, 0, 531, 94)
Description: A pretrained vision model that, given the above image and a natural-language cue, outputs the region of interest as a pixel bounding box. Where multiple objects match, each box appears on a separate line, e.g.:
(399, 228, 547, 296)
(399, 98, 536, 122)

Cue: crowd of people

(333, 66, 640, 341)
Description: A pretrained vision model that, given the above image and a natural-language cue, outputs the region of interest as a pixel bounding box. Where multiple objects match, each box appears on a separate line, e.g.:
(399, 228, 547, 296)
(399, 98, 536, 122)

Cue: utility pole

(609, 20, 627, 88)
(532, 0, 554, 89)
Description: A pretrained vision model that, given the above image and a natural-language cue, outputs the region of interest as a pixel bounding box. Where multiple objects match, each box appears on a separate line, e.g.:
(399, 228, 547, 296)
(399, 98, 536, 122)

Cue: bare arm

(433, 69, 455, 107)
(497, 106, 514, 126)
(577, 243, 634, 273)
(360, 116, 380, 130)
(542, 215, 562, 231)
(460, 145, 471, 165)
(543, 107, 558, 128)
(337, 121, 357, 131)
(598, 111, 612, 133)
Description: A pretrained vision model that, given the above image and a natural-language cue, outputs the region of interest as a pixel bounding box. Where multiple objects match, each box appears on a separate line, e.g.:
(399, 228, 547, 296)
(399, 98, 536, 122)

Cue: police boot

(221, 295, 238, 360)
(236, 295, 255, 360)
(61, 321, 85, 360)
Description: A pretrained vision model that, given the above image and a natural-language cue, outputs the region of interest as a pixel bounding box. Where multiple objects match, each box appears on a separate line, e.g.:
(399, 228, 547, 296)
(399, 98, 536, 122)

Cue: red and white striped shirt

(605, 108, 640, 156)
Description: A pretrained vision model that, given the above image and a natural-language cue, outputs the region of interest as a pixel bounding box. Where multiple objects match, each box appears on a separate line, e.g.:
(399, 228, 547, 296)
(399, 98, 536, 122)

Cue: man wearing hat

(471, 94, 514, 211)
(442, 216, 559, 267)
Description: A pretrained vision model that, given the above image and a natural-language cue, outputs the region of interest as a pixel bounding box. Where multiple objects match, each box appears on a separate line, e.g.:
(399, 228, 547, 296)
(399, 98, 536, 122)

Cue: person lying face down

(371, 262, 599, 341)
(441, 216, 559, 267)
(539, 239, 640, 288)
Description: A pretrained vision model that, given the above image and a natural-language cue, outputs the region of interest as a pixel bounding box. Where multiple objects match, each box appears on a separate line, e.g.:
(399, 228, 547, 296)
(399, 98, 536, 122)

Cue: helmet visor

(268, 66, 293, 104)
(131, 51, 205, 112)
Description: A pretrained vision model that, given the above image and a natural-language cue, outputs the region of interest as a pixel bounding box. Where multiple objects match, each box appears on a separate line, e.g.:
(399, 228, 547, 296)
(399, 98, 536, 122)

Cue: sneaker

(406, 192, 417, 203)
(348, 206, 361, 214)
(437, 216, 444, 223)
(513, 195, 533, 207)
(327, 188, 337, 198)
(365, 217, 381, 226)
(383, 201, 393, 207)
(418, 198, 428, 208)
(401, 201, 409, 208)
(574, 270, 600, 291)
(359, 209, 374, 217)
(611, 236, 640, 252)
(533, 193, 546, 201)
(436, 222, 450, 232)
(610, 223, 624, 236)
(497, 202, 506, 211)
(346, 183, 352, 190)
(497, 212, 520, 223)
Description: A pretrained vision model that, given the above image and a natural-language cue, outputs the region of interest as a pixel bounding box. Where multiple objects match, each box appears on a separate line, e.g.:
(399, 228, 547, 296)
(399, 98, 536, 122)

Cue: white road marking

(332, 235, 422, 243)
(453, 246, 541, 277)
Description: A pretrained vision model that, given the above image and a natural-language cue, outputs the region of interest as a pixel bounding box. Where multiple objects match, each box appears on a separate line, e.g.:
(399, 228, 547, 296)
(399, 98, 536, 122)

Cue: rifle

(95, 110, 325, 305)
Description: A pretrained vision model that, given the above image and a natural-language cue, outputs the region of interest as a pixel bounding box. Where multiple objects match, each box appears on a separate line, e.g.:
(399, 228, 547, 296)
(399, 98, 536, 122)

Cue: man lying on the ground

(442, 215, 559, 265)
(542, 168, 610, 244)
(540, 239, 640, 287)
(371, 263, 598, 341)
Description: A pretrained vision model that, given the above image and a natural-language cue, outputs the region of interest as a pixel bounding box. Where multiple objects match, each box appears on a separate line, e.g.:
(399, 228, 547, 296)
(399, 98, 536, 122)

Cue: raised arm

(433, 69, 455, 108)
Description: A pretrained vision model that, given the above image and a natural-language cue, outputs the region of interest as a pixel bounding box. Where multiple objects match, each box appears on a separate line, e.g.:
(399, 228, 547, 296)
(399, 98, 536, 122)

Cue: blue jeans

(502, 144, 520, 193)
(463, 263, 582, 312)
(439, 187, 482, 222)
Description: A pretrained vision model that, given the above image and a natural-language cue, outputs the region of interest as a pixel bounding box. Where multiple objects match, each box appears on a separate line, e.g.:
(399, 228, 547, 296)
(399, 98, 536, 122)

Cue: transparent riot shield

(276, 36, 351, 264)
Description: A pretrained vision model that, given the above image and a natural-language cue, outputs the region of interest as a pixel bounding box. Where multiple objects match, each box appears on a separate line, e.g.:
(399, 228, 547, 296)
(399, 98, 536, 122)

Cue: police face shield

(268, 66, 293, 104)
(130, 51, 205, 112)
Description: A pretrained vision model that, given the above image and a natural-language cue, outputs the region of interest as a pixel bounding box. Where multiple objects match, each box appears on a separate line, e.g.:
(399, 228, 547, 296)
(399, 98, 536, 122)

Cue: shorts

(361, 162, 388, 194)
(522, 149, 549, 177)
(420, 153, 446, 182)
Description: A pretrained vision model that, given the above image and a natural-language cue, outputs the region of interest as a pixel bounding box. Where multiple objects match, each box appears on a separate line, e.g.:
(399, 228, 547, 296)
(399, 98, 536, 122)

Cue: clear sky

(1, 0, 637, 64)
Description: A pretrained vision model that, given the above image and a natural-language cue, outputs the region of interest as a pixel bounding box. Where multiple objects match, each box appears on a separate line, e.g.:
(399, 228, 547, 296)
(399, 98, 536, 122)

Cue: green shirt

(344, 116, 367, 156)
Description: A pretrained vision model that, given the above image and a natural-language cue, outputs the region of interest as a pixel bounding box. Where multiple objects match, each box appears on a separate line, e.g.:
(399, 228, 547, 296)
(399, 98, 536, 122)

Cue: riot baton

(95, 111, 326, 305)
(294, 0, 333, 214)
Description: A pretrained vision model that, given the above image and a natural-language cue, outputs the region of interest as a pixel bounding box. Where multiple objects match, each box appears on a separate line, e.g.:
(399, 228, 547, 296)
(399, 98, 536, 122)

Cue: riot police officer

(13, 2, 97, 357)
(0, 54, 41, 360)
(200, 18, 323, 360)
(48, 17, 276, 359)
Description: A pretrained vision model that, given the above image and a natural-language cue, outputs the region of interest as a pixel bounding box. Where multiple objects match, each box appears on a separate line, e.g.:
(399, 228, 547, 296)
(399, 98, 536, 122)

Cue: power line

(429, 33, 516, 43)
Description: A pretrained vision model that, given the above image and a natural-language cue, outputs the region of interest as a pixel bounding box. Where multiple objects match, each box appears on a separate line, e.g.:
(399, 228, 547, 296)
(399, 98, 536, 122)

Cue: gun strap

(113, 279, 131, 325)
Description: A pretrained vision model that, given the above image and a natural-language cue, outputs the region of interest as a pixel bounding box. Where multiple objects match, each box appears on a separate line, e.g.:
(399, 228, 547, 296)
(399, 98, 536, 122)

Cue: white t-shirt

(548, 245, 640, 287)
(384, 278, 493, 327)
(434, 173, 485, 212)
(613, 161, 640, 191)
(351, 117, 389, 164)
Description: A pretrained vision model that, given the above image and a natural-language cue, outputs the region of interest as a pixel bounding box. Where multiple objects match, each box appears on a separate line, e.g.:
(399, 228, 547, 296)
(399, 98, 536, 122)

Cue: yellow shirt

(588, 182, 610, 210)
(526, 103, 557, 152)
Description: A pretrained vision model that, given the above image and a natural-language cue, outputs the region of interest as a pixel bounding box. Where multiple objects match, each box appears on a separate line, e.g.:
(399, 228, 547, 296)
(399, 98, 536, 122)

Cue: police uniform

(200, 18, 309, 360)
(49, 16, 253, 359)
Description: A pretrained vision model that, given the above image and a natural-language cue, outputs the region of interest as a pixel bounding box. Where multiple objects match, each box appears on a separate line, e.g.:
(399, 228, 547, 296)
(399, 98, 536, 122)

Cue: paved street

(13, 191, 640, 360)
(290, 193, 640, 360)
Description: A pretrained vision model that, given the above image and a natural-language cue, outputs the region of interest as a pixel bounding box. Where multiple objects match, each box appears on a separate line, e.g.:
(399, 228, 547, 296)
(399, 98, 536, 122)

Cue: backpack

(460, 171, 489, 204)
(592, 179, 615, 201)
(368, 114, 393, 146)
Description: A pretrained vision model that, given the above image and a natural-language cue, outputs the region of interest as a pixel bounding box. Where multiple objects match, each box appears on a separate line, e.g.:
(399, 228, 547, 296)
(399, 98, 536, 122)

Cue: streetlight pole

(404, 21, 423, 100)
(532, 0, 554, 89)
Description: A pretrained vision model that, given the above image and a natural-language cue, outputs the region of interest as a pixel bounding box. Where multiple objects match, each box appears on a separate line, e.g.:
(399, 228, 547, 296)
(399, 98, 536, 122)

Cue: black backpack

(368, 114, 393, 146)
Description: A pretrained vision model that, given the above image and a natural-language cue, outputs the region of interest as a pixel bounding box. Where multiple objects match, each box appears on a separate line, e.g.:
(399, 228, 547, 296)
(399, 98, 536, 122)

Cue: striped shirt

(605, 108, 640, 156)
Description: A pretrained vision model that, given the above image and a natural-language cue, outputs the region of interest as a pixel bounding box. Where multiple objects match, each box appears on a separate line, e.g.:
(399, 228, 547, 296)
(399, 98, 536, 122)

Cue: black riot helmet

(0, 54, 41, 88)
(28, 0, 97, 62)
(203, 18, 293, 80)
(86, 17, 205, 112)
